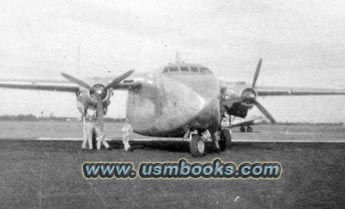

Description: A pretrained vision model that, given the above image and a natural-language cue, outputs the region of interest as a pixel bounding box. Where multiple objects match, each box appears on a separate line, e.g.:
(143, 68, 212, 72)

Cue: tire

(190, 134, 205, 157)
(240, 126, 245, 132)
(219, 129, 232, 151)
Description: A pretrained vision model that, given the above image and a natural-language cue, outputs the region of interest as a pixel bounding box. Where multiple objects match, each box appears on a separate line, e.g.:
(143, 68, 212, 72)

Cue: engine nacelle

(76, 87, 112, 115)
(224, 102, 249, 118)
(221, 88, 257, 118)
(240, 88, 257, 108)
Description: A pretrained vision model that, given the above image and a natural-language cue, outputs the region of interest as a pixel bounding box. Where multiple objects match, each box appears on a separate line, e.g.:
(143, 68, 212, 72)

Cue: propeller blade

(104, 69, 135, 90)
(252, 58, 262, 89)
(61, 73, 92, 90)
(95, 95, 104, 132)
(252, 99, 276, 124)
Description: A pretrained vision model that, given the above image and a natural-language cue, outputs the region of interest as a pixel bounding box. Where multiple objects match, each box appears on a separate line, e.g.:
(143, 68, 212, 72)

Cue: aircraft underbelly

(126, 75, 220, 137)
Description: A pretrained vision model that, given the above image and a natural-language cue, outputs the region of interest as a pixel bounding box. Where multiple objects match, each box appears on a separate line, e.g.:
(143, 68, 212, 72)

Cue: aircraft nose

(152, 78, 205, 130)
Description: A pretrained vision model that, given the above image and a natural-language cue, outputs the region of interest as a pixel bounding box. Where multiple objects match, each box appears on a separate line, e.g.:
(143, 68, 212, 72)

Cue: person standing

(82, 106, 110, 150)
(96, 124, 110, 150)
(82, 107, 97, 150)
(121, 118, 133, 151)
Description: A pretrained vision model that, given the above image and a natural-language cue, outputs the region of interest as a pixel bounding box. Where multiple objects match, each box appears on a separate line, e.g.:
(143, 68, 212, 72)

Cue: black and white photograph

(0, 0, 345, 208)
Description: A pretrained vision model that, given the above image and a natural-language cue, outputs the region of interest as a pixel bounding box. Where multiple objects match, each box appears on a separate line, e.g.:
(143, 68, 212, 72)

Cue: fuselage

(72, 63, 249, 137)
(126, 63, 221, 137)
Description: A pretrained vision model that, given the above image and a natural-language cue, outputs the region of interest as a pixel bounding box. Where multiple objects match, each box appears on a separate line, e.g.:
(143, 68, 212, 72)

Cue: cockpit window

(180, 66, 189, 72)
(169, 67, 179, 72)
(200, 67, 210, 73)
(191, 67, 199, 72)
(162, 65, 212, 74)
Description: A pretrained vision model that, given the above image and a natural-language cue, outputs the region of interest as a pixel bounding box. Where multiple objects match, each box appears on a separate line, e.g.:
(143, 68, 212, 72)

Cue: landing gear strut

(219, 129, 232, 151)
(240, 125, 253, 132)
(188, 128, 232, 157)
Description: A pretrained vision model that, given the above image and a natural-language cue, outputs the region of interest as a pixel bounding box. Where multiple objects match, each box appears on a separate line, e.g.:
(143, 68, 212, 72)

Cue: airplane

(1, 55, 345, 157)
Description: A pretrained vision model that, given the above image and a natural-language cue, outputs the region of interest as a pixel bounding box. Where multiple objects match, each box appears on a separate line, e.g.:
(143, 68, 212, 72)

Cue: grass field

(1, 121, 345, 141)
(0, 121, 345, 208)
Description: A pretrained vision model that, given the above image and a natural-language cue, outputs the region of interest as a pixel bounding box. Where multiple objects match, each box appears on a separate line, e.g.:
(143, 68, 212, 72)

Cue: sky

(0, 0, 345, 122)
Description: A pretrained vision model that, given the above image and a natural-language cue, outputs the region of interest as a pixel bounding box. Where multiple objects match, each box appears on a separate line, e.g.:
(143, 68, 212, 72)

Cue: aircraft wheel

(240, 126, 245, 132)
(190, 135, 205, 157)
(247, 126, 253, 132)
(219, 129, 232, 151)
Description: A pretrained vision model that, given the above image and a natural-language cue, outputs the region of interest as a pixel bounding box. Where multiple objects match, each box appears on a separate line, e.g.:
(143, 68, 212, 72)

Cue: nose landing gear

(187, 128, 232, 157)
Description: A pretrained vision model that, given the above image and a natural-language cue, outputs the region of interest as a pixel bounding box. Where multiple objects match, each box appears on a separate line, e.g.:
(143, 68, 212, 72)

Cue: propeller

(62, 69, 134, 137)
(61, 73, 92, 90)
(61, 69, 135, 131)
(252, 99, 276, 123)
(241, 58, 276, 124)
(104, 69, 134, 90)
(252, 58, 262, 89)
(61, 69, 134, 92)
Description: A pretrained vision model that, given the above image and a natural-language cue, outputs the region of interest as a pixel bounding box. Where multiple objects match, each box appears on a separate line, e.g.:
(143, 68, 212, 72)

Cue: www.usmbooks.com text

(82, 159, 282, 179)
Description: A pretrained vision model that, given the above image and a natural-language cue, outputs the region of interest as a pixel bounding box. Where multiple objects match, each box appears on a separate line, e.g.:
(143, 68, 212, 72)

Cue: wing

(220, 81, 345, 97)
(230, 117, 263, 128)
(230, 119, 255, 128)
(256, 86, 345, 96)
(0, 79, 79, 92)
(0, 77, 141, 92)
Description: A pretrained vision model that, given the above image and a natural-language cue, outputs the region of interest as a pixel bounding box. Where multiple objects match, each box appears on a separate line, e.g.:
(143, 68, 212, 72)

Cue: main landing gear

(219, 128, 232, 151)
(188, 129, 232, 157)
(240, 125, 253, 132)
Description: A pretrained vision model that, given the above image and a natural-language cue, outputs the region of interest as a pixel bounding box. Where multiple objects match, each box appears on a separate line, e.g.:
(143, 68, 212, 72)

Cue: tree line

(0, 114, 126, 122)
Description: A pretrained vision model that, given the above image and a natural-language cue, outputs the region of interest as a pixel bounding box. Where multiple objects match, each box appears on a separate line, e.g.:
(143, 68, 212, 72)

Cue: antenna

(175, 51, 182, 64)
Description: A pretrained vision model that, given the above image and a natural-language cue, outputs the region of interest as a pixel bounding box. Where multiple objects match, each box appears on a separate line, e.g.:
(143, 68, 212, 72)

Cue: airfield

(1, 121, 345, 208)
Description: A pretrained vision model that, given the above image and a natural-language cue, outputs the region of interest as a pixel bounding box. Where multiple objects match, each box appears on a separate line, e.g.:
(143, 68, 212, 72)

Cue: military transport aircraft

(1, 57, 345, 156)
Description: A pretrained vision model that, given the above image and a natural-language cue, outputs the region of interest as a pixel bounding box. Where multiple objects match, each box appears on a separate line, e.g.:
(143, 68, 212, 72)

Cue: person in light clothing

(96, 129, 110, 150)
(82, 106, 110, 150)
(82, 107, 97, 150)
(122, 119, 133, 151)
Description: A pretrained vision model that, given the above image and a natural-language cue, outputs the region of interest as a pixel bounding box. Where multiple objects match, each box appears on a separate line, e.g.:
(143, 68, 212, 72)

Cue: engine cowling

(61, 70, 134, 120)
(76, 85, 112, 115)
(220, 88, 257, 118)
(240, 88, 257, 108)
(225, 102, 249, 118)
